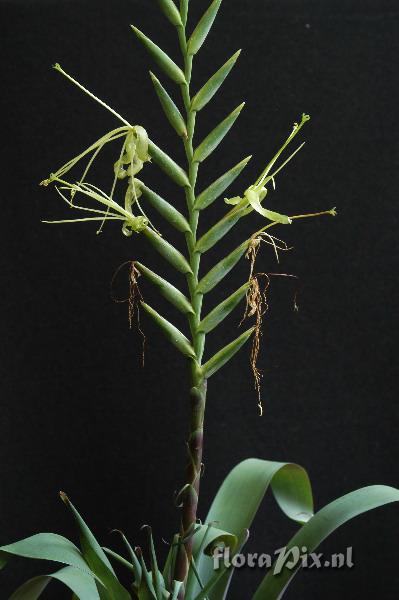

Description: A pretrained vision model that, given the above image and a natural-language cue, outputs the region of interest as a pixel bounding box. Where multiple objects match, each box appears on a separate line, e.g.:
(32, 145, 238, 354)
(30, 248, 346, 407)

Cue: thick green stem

(174, 21, 207, 592)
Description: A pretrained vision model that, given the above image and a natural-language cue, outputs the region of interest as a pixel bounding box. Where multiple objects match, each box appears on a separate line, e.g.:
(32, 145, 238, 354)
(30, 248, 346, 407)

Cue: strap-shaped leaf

(196, 241, 248, 294)
(143, 228, 192, 274)
(157, 0, 183, 27)
(187, 0, 223, 55)
(150, 72, 187, 138)
(252, 485, 399, 600)
(136, 262, 194, 315)
(137, 182, 190, 232)
(131, 26, 186, 84)
(191, 50, 241, 112)
(60, 494, 131, 599)
(201, 327, 254, 379)
(195, 206, 249, 254)
(191, 459, 314, 600)
(193, 103, 245, 163)
(148, 140, 190, 187)
(141, 302, 195, 357)
(9, 567, 100, 600)
(198, 283, 249, 333)
(0, 533, 91, 575)
(194, 155, 252, 210)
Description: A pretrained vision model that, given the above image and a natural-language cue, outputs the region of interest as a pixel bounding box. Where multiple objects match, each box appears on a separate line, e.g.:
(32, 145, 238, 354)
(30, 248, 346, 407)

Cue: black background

(1, 0, 399, 598)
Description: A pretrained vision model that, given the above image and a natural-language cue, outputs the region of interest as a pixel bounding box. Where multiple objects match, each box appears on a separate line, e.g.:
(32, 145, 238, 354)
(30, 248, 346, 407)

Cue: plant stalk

(174, 21, 207, 593)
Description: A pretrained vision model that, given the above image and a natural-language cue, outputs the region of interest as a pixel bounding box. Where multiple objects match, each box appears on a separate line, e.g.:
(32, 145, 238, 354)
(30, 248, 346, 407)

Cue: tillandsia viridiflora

(39, 2, 337, 593)
(3, 2, 398, 600)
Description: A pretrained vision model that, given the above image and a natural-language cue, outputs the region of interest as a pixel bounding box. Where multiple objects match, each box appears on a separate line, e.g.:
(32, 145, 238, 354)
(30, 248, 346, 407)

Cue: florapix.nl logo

(213, 546, 354, 574)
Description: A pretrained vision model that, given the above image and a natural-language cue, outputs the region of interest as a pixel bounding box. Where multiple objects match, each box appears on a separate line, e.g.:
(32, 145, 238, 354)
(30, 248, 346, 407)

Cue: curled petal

(245, 188, 292, 224)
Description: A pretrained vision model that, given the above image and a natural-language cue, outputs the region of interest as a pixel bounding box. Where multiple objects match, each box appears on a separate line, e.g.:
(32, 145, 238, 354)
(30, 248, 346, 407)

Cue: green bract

(4, 2, 394, 600)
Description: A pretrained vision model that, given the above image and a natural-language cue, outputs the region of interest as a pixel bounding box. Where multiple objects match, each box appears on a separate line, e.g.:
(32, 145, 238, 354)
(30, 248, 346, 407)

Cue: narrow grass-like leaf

(187, 0, 223, 55)
(191, 50, 241, 112)
(102, 548, 135, 573)
(9, 567, 100, 600)
(253, 485, 399, 600)
(162, 533, 179, 586)
(201, 327, 254, 379)
(143, 228, 192, 274)
(196, 241, 249, 294)
(60, 494, 131, 599)
(148, 140, 190, 187)
(141, 302, 195, 357)
(193, 103, 245, 163)
(157, 0, 183, 27)
(150, 72, 187, 138)
(137, 551, 157, 600)
(138, 182, 190, 232)
(145, 527, 164, 599)
(194, 155, 252, 210)
(198, 283, 249, 333)
(191, 459, 314, 600)
(131, 26, 185, 84)
(136, 262, 194, 315)
(113, 530, 142, 586)
(195, 205, 249, 254)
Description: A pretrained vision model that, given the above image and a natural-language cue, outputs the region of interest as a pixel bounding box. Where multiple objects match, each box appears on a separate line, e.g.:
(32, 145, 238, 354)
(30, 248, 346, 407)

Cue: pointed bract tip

(59, 491, 69, 503)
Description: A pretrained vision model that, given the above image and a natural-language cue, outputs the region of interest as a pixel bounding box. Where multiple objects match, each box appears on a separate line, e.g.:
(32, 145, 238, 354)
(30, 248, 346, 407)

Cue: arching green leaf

(191, 459, 314, 600)
(0, 533, 90, 575)
(253, 485, 399, 600)
(9, 567, 100, 600)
